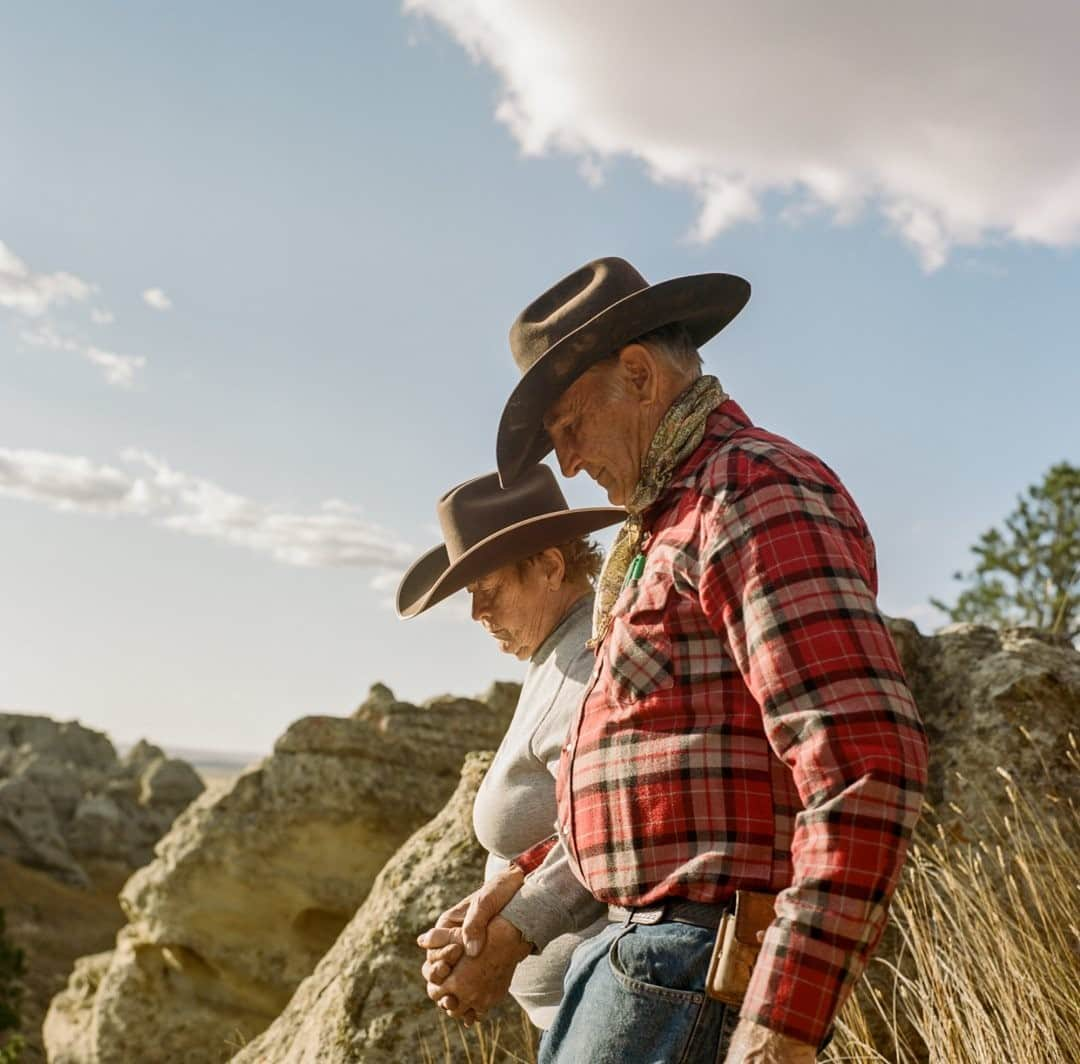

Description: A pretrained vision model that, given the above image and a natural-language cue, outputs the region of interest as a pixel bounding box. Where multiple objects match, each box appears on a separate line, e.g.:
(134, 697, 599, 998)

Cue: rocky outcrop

(0, 714, 204, 885)
(886, 620, 1080, 821)
(44, 684, 518, 1064)
(232, 752, 532, 1064)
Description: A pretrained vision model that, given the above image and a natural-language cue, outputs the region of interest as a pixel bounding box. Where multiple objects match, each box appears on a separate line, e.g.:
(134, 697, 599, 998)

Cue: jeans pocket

(602, 926, 708, 1064)
(606, 925, 705, 1005)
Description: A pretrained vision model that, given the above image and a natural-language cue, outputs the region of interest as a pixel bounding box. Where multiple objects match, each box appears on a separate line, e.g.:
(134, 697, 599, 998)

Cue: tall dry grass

(824, 734, 1080, 1064)
(420, 1009, 537, 1064)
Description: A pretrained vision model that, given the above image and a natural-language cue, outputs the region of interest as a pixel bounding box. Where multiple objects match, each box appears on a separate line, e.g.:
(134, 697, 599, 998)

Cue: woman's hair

(515, 535, 605, 586)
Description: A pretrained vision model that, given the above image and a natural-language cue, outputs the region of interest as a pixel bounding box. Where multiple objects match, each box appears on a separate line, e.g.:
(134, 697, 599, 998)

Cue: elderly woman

(396, 466, 621, 1030)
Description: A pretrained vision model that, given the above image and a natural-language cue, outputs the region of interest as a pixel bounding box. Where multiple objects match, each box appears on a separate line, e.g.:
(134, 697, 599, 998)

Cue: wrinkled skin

(467, 550, 583, 661)
(542, 342, 694, 505)
(416, 865, 525, 1023)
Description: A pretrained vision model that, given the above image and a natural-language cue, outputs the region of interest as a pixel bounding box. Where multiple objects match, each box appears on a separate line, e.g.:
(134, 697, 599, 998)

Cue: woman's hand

(415, 865, 528, 1023)
(426, 915, 531, 1026)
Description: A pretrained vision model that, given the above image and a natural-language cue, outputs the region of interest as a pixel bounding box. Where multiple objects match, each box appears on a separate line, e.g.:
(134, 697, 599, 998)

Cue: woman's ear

(540, 546, 567, 590)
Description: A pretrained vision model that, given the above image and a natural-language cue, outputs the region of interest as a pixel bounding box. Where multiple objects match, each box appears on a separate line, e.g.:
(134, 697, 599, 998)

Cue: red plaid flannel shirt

(516, 399, 928, 1046)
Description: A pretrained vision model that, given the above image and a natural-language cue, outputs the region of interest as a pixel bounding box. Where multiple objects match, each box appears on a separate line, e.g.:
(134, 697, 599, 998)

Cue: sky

(2, 1, 1077, 756)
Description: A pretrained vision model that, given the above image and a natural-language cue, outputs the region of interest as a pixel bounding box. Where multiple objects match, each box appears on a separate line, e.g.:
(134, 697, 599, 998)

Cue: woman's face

(466, 559, 556, 660)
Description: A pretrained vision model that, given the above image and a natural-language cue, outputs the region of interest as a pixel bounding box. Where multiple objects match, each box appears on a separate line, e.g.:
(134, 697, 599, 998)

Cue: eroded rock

(0, 776, 88, 886)
(44, 686, 518, 1064)
(886, 620, 1080, 822)
(231, 752, 532, 1064)
(0, 712, 205, 883)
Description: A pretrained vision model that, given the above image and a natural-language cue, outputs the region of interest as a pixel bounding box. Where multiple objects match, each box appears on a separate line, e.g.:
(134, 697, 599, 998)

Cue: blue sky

(2, 2, 1077, 754)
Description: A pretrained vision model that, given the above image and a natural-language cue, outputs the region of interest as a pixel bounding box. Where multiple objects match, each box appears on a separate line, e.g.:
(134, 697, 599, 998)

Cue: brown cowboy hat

(496, 256, 750, 485)
(396, 466, 623, 619)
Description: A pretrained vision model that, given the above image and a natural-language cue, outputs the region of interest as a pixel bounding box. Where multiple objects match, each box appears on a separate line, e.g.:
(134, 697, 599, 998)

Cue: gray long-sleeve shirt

(472, 593, 606, 1029)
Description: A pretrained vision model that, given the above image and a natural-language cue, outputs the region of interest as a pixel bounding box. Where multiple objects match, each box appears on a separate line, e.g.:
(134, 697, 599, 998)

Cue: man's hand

(423, 915, 531, 1026)
(724, 1018, 817, 1063)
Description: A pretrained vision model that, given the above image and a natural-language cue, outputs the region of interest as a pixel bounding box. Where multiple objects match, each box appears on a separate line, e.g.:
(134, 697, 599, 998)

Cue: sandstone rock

(232, 752, 532, 1064)
(0, 713, 117, 771)
(45, 688, 516, 1064)
(353, 682, 397, 718)
(66, 794, 140, 862)
(123, 739, 166, 775)
(0, 776, 88, 886)
(41, 952, 113, 1064)
(12, 751, 84, 821)
(0, 712, 206, 883)
(480, 680, 524, 721)
(886, 620, 1080, 824)
(138, 756, 205, 808)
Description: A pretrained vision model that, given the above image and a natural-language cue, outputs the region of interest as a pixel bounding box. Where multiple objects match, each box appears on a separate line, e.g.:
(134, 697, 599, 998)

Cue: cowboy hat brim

(396, 504, 624, 618)
(497, 273, 750, 486)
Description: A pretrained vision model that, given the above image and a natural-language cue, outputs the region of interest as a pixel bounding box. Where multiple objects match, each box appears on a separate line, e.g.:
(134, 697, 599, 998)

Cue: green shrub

(0, 908, 25, 1063)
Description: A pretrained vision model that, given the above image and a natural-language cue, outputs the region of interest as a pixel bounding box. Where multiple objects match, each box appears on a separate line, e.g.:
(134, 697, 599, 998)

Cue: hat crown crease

(510, 257, 650, 373)
(436, 467, 566, 562)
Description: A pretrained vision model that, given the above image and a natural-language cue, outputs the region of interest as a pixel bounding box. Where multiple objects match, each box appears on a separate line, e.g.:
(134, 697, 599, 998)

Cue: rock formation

(44, 684, 518, 1064)
(0, 714, 204, 886)
(886, 620, 1080, 821)
(232, 752, 533, 1064)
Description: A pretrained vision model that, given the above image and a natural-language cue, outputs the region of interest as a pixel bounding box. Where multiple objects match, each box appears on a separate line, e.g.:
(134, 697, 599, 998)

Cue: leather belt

(608, 897, 731, 931)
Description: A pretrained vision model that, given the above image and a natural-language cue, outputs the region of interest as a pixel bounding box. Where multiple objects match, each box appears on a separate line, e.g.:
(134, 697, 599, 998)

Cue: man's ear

(617, 343, 661, 402)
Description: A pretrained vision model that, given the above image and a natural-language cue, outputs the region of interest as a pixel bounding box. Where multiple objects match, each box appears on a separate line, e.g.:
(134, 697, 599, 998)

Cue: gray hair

(630, 321, 703, 376)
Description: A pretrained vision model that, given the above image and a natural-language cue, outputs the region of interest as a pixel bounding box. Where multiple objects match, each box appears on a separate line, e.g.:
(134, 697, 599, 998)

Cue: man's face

(466, 561, 551, 660)
(542, 360, 643, 506)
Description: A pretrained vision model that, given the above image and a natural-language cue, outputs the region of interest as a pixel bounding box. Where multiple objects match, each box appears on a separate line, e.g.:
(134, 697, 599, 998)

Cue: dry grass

(419, 1009, 537, 1064)
(824, 735, 1080, 1064)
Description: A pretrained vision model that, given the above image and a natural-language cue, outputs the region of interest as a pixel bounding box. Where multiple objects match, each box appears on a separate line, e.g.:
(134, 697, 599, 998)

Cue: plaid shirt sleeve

(513, 833, 558, 875)
(698, 472, 929, 1046)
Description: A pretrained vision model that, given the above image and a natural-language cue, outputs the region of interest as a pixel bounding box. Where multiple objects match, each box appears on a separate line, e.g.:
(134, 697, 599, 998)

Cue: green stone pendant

(624, 552, 646, 586)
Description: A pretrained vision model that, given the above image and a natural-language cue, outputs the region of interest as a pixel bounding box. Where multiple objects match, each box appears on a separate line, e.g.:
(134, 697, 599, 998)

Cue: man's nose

(470, 594, 486, 623)
(554, 439, 582, 478)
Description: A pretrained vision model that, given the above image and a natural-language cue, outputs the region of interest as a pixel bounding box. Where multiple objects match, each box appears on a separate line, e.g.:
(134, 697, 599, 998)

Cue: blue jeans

(538, 921, 738, 1064)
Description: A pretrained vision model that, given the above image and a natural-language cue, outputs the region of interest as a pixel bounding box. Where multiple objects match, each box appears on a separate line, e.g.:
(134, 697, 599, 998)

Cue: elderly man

(423, 258, 929, 1063)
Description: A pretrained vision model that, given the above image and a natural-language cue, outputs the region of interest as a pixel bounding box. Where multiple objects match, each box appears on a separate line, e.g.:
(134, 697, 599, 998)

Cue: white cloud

(84, 347, 146, 388)
(19, 324, 146, 389)
(0, 450, 133, 512)
(0, 447, 413, 571)
(0, 240, 95, 317)
(141, 287, 173, 311)
(405, 1, 1080, 269)
(2, 238, 151, 386)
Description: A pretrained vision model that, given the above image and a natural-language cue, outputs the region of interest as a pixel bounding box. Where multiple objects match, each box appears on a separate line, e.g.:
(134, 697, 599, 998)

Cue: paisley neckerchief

(590, 374, 728, 647)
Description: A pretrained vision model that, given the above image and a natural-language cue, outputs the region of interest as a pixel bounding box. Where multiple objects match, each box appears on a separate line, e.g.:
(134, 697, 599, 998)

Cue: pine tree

(931, 462, 1080, 640)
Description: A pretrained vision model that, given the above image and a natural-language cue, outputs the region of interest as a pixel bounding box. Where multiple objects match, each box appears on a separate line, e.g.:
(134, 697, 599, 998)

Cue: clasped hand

(415, 866, 528, 1026)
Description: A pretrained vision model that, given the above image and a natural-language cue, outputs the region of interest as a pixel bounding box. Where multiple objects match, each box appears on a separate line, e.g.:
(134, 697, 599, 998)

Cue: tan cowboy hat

(496, 256, 750, 486)
(396, 466, 623, 619)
